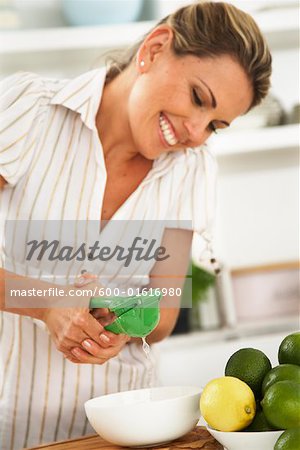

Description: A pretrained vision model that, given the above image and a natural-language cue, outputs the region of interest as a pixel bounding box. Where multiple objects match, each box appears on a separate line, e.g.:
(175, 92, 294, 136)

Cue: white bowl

(207, 426, 284, 450)
(85, 386, 201, 447)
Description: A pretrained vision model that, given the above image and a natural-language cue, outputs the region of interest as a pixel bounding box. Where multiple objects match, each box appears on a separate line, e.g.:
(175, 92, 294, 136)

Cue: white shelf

(0, 20, 155, 55)
(254, 6, 299, 48)
(210, 124, 299, 157)
(0, 6, 299, 55)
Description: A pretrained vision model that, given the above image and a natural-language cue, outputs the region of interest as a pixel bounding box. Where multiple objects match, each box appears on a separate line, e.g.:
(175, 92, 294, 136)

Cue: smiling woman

(0, 2, 272, 449)
(96, 10, 270, 169)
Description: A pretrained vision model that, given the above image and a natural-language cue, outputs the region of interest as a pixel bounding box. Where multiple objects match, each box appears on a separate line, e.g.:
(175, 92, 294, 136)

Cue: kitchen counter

(25, 426, 222, 449)
(157, 329, 297, 388)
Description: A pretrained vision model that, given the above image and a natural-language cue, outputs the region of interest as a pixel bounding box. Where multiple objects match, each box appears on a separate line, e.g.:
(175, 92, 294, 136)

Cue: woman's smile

(159, 112, 179, 147)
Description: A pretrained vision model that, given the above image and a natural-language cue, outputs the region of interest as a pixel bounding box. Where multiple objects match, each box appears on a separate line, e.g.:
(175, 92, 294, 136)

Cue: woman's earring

(140, 60, 145, 68)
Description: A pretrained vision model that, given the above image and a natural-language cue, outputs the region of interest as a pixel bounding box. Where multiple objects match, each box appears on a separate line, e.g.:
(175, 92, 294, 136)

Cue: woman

(0, 2, 271, 449)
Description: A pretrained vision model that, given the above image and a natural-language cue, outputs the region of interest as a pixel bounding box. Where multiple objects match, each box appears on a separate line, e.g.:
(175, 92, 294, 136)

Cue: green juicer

(89, 291, 162, 338)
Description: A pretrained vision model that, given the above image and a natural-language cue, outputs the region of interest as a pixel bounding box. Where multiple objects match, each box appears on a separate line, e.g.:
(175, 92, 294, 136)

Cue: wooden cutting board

(26, 426, 223, 449)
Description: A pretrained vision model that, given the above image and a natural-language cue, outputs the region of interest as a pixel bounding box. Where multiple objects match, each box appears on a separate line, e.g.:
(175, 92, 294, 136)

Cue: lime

(200, 376, 256, 432)
(274, 428, 300, 450)
(225, 348, 272, 397)
(279, 333, 300, 366)
(244, 409, 275, 432)
(261, 380, 300, 429)
(262, 364, 300, 396)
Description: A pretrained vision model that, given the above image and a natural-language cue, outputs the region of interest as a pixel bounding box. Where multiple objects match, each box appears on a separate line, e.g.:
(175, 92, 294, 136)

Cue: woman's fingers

(101, 331, 130, 347)
(56, 310, 103, 347)
(79, 310, 106, 344)
(64, 353, 81, 364)
(81, 339, 106, 355)
(90, 308, 110, 319)
(81, 333, 130, 356)
(45, 307, 107, 358)
(71, 335, 130, 364)
(91, 308, 114, 322)
(64, 308, 104, 345)
(70, 347, 104, 364)
(55, 335, 84, 354)
(45, 304, 130, 365)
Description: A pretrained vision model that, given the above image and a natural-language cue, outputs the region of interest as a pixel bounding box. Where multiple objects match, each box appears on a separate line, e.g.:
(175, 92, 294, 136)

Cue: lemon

(274, 428, 300, 450)
(278, 332, 300, 366)
(262, 364, 300, 396)
(225, 348, 272, 398)
(200, 376, 256, 431)
(261, 380, 300, 429)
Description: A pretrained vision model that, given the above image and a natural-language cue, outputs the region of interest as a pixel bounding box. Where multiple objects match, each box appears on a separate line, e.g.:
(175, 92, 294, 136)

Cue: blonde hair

(106, 1, 272, 108)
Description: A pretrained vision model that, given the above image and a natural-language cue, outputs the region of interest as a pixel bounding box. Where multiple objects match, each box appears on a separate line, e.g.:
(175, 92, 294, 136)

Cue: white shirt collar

(50, 68, 106, 130)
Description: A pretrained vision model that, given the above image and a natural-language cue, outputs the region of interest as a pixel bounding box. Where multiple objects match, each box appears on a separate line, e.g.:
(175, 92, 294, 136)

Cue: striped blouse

(0, 69, 217, 450)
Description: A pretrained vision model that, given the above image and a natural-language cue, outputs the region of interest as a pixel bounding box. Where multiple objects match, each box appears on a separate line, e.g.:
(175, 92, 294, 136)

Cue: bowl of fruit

(201, 332, 300, 450)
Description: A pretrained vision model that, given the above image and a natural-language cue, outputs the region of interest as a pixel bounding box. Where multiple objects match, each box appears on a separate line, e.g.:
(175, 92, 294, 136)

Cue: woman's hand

(68, 330, 130, 364)
(49, 272, 130, 364)
(43, 306, 105, 360)
(44, 306, 130, 364)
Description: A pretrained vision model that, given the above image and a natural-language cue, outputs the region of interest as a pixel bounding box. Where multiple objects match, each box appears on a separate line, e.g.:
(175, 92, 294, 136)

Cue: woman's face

(127, 27, 253, 159)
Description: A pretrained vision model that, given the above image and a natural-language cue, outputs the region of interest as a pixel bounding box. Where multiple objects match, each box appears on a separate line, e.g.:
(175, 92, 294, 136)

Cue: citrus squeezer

(89, 291, 162, 338)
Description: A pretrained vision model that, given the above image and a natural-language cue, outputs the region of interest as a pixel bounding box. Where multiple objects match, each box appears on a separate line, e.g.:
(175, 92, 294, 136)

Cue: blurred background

(1, 0, 299, 385)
